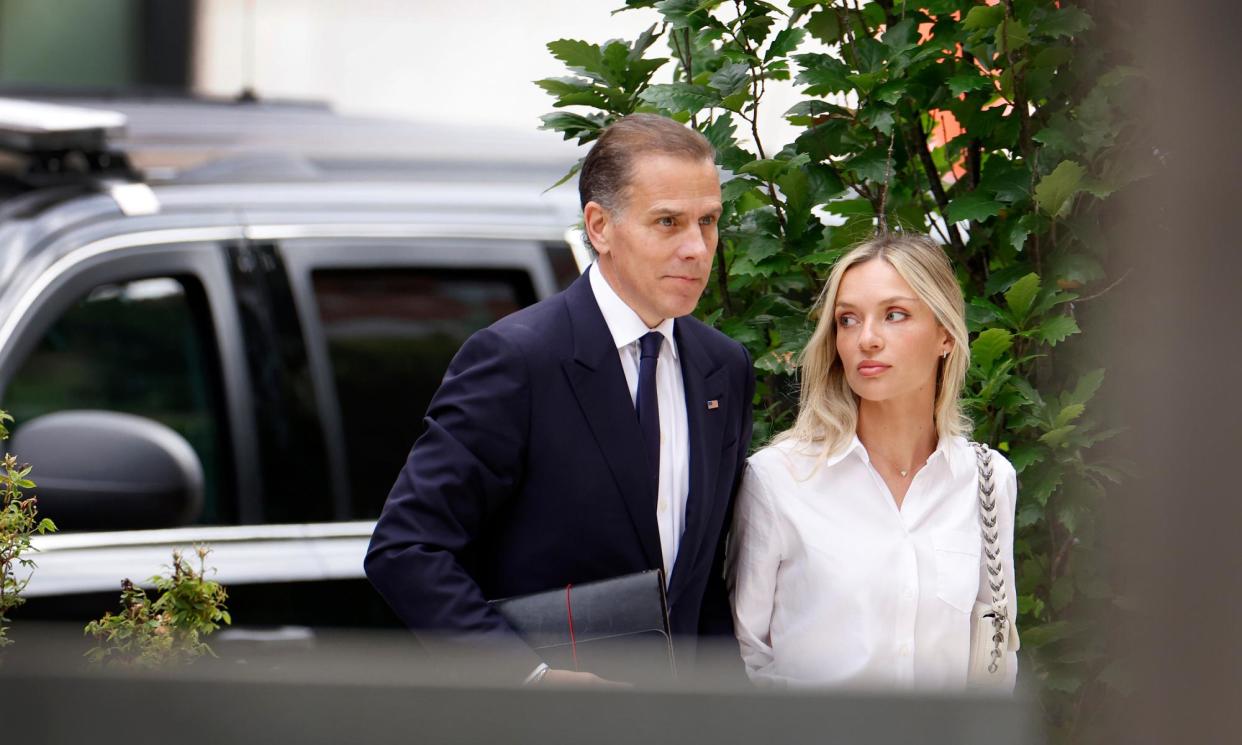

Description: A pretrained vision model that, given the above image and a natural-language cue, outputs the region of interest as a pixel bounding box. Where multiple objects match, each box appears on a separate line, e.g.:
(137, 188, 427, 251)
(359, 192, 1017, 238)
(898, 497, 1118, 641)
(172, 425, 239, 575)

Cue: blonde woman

(728, 233, 1018, 690)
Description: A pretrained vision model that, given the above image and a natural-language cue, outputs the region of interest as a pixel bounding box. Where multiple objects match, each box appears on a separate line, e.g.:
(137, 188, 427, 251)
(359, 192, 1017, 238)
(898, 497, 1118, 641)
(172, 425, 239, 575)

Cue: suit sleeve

(364, 325, 541, 671)
(697, 342, 755, 639)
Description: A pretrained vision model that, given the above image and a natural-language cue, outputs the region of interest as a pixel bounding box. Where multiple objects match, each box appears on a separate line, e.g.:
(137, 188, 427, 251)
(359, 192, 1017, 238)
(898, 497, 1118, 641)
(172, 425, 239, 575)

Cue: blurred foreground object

(1100, 0, 1242, 743)
(1, 623, 1038, 745)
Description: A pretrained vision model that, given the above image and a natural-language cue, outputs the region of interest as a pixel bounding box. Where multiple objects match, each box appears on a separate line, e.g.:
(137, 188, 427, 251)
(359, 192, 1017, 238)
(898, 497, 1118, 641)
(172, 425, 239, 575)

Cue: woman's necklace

(859, 428, 935, 480)
(887, 462, 915, 478)
(877, 455, 925, 479)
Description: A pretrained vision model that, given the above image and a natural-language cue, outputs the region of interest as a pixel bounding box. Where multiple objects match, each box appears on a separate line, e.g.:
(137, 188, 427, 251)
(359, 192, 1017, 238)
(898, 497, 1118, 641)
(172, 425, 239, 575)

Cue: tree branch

(910, 116, 966, 253)
(1074, 268, 1132, 304)
(834, 6, 862, 71)
(1000, 0, 1040, 275)
(715, 241, 734, 315)
(670, 28, 698, 129)
(1000, 1, 1034, 162)
(684, 28, 696, 128)
(910, 162, 950, 244)
(727, 0, 786, 235)
(877, 101, 900, 233)
(961, 51, 984, 190)
(1050, 520, 1075, 585)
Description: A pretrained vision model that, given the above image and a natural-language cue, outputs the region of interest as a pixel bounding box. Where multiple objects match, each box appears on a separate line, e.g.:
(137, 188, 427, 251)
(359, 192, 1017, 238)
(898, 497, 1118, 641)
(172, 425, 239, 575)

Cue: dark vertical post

(137, 0, 195, 91)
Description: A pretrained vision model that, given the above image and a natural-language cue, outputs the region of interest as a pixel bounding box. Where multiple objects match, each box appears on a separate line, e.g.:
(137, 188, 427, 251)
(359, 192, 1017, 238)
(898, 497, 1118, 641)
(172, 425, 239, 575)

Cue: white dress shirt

(728, 435, 1018, 691)
(588, 264, 690, 579)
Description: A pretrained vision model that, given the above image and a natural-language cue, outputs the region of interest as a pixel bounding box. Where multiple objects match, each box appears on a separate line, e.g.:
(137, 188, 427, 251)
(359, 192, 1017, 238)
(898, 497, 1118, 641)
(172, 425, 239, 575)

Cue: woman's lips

(857, 362, 891, 377)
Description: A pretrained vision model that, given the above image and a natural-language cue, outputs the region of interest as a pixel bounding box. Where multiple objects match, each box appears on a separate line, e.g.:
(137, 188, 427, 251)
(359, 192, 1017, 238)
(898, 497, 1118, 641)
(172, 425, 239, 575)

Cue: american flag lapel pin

(707, 399, 720, 410)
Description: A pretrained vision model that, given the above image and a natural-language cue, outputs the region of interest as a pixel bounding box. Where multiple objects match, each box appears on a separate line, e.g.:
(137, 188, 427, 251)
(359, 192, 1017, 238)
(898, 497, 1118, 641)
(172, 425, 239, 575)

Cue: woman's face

(833, 258, 950, 406)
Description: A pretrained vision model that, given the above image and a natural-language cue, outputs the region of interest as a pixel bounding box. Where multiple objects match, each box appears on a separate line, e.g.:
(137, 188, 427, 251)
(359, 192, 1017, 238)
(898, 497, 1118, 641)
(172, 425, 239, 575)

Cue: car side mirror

(10, 410, 204, 531)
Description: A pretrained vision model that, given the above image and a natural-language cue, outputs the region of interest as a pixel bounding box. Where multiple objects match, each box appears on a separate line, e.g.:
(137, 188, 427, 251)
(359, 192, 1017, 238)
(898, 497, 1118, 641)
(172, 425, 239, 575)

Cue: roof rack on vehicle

(0, 98, 156, 215)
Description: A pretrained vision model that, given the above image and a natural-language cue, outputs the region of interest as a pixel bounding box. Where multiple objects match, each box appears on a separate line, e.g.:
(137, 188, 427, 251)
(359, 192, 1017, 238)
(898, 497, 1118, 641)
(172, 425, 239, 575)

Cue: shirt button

(898, 644, 910, 657)
(903, 587, 915, 600)
(657, 499, 668, 514)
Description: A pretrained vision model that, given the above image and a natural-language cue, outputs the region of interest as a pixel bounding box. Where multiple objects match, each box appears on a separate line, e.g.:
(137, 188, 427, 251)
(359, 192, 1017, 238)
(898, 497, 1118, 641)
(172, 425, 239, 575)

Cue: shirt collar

(838, 435, 869, 468)
(940, 436, 974, 480)
(845, 433, 970, 478)
(588, 263, 678, 359)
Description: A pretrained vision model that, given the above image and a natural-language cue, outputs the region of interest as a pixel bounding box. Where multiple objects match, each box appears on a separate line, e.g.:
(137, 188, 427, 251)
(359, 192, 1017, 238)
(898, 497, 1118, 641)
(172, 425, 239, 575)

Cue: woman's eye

(836, 315, 857, 327)
(886, 310, 909, 321)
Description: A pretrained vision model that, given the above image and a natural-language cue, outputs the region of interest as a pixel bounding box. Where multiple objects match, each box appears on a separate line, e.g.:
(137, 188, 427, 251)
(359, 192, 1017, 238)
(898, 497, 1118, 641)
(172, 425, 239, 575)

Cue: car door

(0, 225, 327, 624)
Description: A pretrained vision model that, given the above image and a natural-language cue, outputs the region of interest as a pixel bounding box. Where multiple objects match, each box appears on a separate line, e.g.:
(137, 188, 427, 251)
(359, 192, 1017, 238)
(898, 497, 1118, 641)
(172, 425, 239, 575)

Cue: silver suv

(0, 96, 583, 631)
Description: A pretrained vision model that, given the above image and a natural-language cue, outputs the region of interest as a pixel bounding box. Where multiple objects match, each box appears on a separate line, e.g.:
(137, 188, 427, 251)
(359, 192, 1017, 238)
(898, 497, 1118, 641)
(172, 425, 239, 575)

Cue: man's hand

(538, 669, 631, 688)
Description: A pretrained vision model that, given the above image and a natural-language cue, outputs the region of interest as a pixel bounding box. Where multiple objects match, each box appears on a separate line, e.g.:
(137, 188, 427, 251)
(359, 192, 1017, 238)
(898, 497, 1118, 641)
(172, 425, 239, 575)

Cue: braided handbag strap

(971, 442, 1008, 673)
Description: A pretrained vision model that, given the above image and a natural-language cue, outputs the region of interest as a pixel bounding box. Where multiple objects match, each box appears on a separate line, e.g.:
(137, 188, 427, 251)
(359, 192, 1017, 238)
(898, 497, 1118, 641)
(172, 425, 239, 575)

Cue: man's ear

(583, 201, 611, 256)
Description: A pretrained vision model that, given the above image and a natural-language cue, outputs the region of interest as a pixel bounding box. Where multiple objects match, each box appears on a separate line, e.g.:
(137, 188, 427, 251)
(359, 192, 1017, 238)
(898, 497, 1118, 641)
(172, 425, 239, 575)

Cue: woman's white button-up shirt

(728, 435, 1018, 691)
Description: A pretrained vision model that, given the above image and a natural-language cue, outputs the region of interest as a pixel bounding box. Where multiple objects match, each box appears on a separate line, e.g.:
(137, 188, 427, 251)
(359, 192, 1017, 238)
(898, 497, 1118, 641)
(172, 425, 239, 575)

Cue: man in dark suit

(365, 114, 754, 685)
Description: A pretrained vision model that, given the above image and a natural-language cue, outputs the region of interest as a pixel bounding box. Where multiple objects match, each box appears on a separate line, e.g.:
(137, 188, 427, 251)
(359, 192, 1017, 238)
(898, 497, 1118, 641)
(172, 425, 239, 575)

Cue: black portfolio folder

(490, 569, 676, 681)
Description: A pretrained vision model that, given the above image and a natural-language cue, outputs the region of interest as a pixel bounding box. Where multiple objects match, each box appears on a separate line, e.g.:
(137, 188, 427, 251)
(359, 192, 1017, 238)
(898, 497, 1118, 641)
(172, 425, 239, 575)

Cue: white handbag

(967, 442, 1020, 690)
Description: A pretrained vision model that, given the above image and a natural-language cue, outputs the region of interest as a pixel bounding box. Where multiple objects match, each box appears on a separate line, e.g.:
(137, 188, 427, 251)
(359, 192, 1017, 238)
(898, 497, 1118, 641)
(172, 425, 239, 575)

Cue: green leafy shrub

(0, 409, 57, 650)
(538, 1, 1146, 738)
(85, 546, 231, 669)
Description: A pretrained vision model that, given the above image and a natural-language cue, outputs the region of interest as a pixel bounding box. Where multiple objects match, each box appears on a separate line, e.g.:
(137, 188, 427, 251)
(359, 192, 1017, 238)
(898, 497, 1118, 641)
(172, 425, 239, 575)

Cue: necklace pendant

(900, 469, 909, 477)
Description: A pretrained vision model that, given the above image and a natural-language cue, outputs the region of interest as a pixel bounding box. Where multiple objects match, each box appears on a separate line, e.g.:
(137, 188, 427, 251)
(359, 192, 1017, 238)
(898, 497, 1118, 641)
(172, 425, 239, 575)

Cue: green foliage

(1035, 160, 1086, 216)
(0, 409, 57, 650)
(539, 1, 1147, 739)
(84, 546, 231, 669)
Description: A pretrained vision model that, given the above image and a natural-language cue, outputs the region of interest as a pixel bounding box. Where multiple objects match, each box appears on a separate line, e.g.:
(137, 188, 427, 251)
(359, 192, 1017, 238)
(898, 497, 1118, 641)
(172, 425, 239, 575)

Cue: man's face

(586, 154, 722, 327)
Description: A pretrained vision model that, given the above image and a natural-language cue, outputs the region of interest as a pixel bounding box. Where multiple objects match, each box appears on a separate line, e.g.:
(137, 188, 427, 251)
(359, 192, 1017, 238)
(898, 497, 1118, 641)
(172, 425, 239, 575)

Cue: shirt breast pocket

(933, 529, 982, 613)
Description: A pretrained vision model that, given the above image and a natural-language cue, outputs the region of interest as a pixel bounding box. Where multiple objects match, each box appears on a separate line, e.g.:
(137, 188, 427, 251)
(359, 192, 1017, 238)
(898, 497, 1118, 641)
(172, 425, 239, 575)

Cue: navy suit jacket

(365, 269, 754, 668)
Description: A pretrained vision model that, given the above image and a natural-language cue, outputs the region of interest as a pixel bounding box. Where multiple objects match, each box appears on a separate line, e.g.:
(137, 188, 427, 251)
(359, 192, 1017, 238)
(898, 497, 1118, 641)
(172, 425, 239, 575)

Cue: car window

(3, 275, 233, 526)
(311, 267, 536, 519)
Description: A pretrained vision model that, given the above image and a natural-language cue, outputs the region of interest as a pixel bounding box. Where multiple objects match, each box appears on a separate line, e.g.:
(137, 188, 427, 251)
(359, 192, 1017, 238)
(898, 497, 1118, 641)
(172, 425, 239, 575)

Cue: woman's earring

(941, 350, 949, 359)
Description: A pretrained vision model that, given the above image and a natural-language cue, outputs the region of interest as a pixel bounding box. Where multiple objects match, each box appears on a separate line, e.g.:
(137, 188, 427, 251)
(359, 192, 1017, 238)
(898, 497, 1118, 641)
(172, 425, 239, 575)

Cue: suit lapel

(668, 320, 728, 603)
(561, 274, 663, 570)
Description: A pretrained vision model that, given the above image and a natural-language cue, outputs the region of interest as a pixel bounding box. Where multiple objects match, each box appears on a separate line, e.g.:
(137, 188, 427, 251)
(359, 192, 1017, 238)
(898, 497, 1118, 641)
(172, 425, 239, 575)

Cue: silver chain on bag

(971, 442, 1008, 674)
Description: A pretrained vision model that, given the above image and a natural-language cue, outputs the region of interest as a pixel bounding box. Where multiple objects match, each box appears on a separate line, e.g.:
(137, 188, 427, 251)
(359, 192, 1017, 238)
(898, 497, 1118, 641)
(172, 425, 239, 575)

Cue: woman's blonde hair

(775, 232, 972, 456)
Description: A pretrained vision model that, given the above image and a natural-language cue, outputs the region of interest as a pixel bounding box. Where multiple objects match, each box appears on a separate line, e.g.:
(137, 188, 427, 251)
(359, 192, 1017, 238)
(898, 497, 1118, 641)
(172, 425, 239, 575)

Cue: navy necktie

(637, 331, 663, 484)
